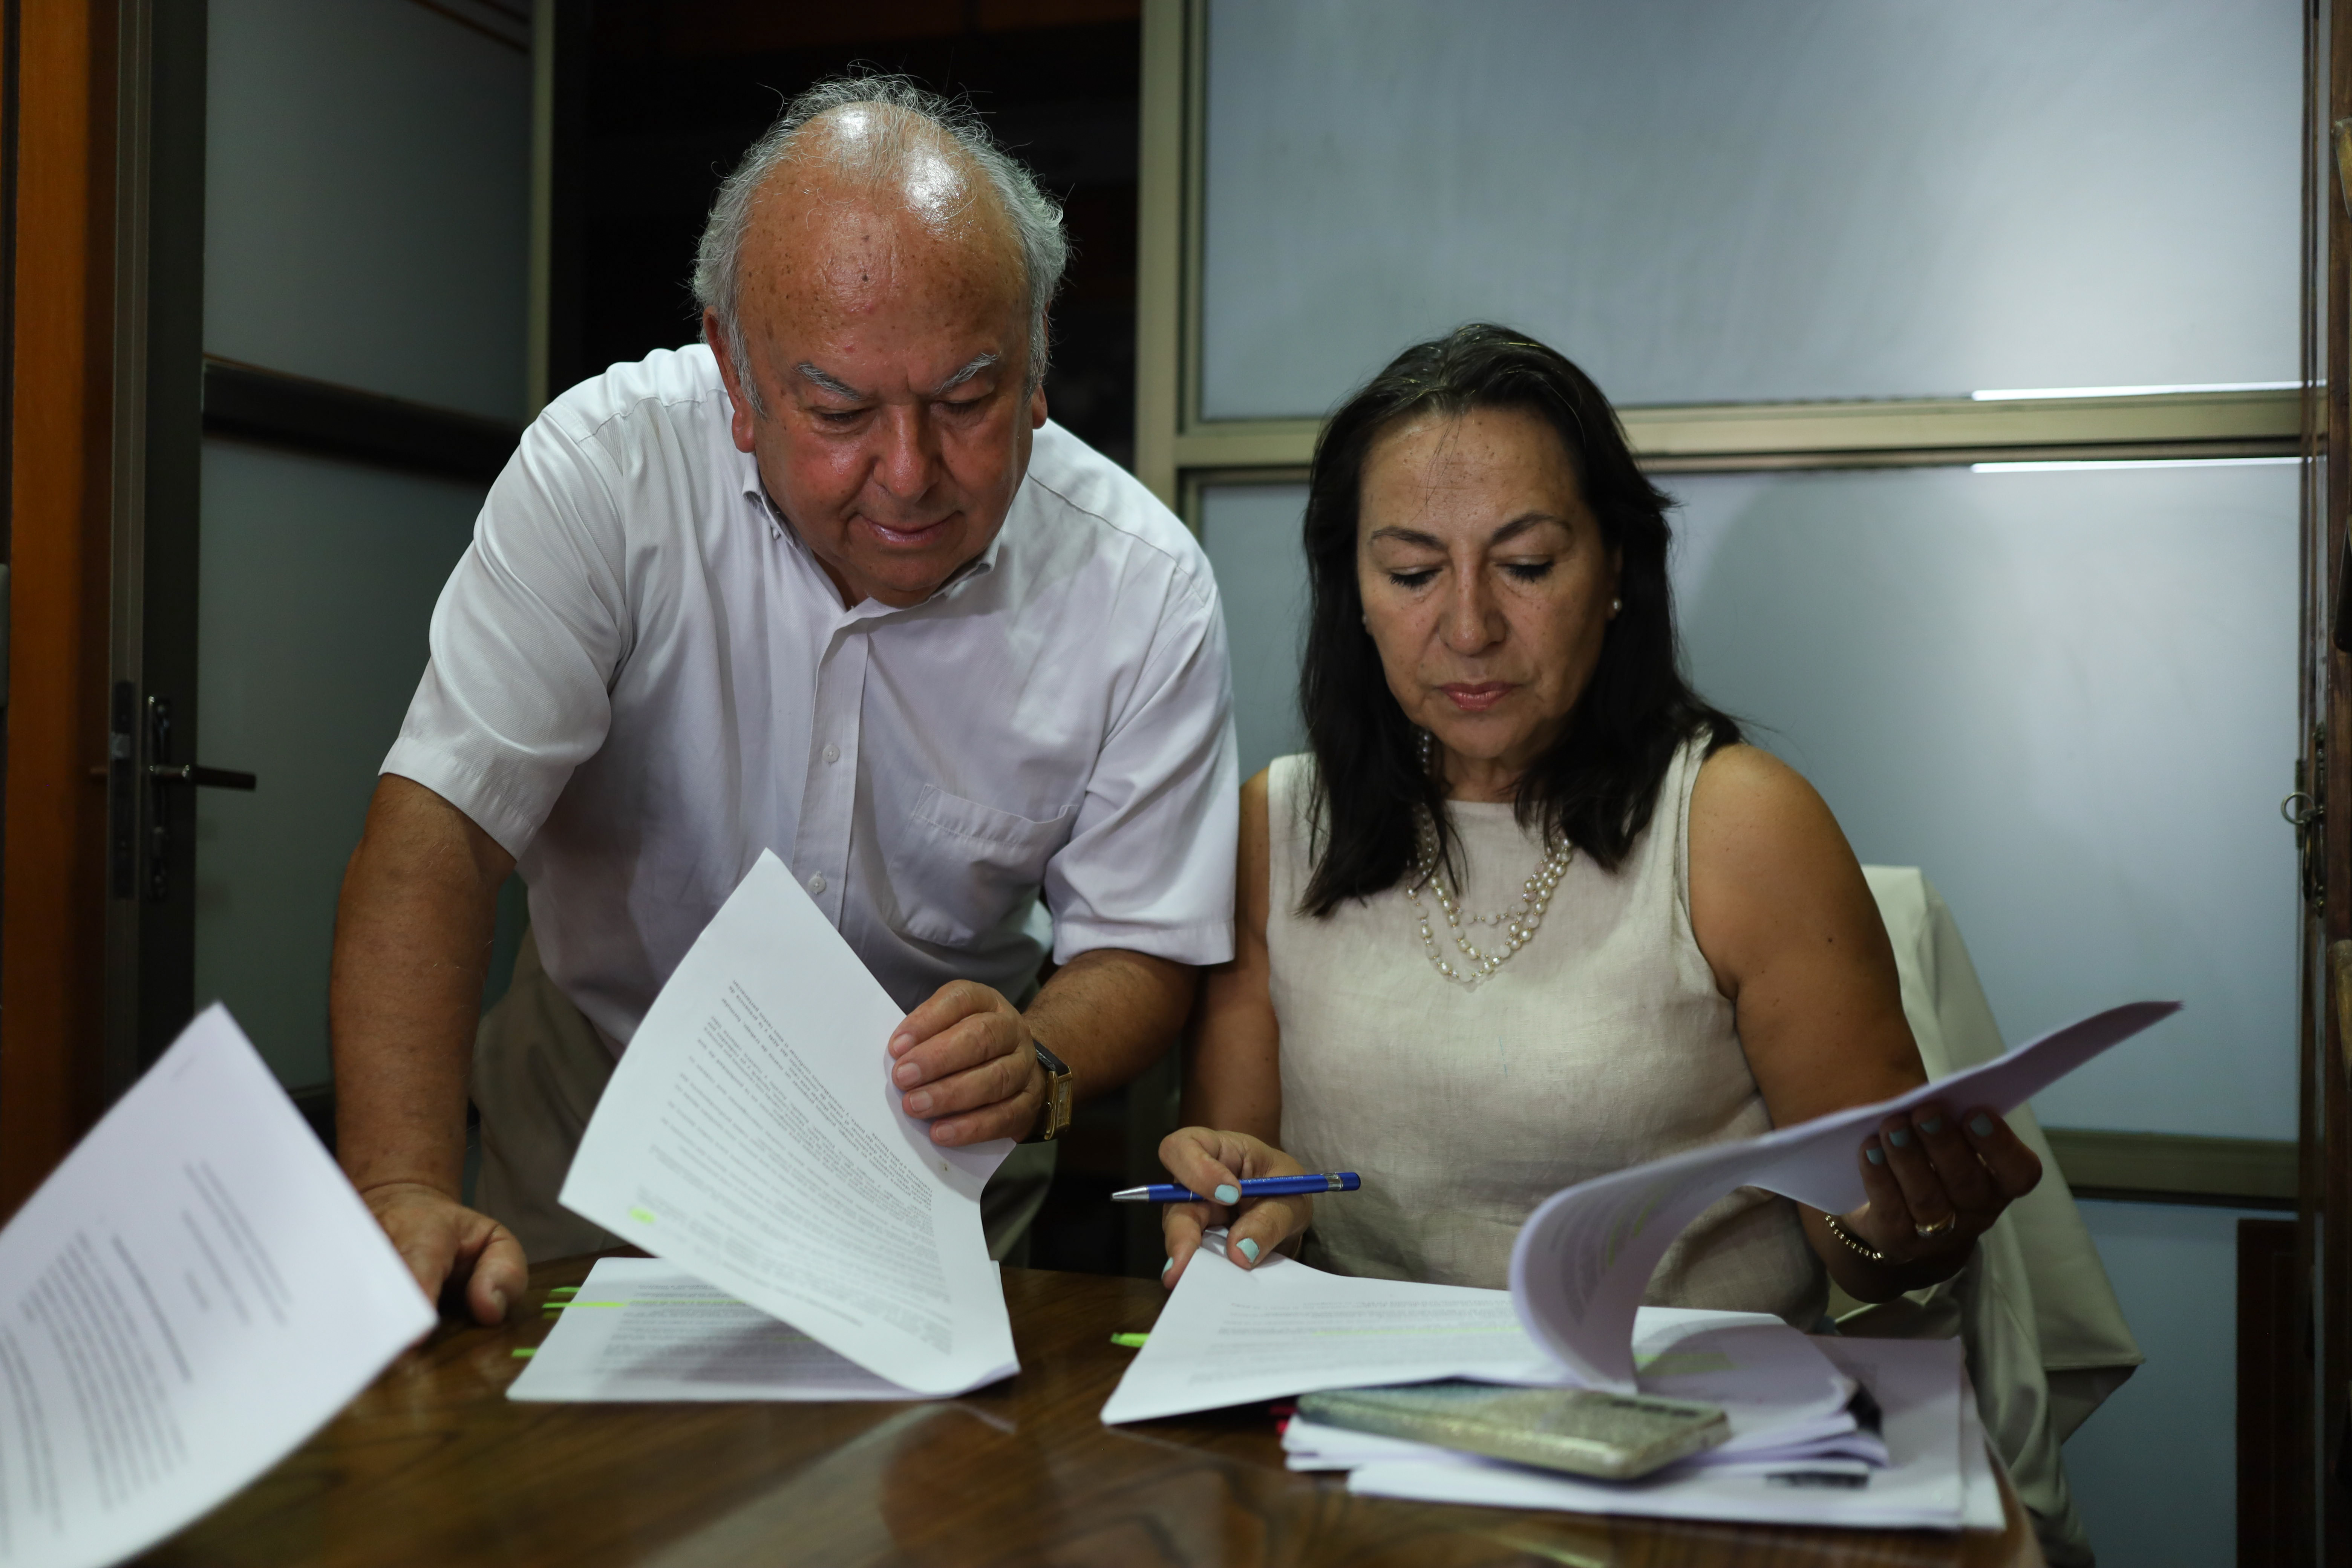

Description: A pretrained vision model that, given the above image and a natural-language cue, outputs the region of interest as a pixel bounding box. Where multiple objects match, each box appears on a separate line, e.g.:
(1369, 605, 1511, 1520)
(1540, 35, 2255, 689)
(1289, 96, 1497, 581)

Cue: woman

(1160, 325, 2041, 1320)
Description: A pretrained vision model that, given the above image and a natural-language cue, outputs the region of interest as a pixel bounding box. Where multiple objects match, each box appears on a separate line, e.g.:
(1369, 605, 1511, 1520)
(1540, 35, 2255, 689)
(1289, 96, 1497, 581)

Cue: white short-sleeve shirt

(383, 344, 1237, 1047)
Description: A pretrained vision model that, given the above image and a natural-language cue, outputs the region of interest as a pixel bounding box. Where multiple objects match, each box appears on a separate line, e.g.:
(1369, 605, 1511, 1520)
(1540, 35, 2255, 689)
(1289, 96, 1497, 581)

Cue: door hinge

(2286, 724, 2327, 913)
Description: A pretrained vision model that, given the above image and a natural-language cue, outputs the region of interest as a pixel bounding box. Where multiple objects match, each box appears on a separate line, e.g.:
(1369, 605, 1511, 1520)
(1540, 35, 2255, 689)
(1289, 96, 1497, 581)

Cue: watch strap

(1025, 1037, 1073, 1143)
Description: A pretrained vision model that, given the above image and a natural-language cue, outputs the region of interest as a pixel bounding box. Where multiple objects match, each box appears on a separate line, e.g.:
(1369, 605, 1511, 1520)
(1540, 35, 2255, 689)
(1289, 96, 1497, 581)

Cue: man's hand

(888, 980, 1044, 1145)
(363, 1180, 528, 1326)
(331, 776, 518, 1326)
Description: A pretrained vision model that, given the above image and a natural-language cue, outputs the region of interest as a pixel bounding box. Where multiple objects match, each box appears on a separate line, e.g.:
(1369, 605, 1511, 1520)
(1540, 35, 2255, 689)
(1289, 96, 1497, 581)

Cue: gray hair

(693, 75, 1070, 414)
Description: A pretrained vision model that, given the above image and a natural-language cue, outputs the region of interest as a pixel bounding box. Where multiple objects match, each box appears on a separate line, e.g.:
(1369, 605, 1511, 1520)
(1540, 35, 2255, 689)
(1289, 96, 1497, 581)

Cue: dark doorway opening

(570, 2, 1139, 471)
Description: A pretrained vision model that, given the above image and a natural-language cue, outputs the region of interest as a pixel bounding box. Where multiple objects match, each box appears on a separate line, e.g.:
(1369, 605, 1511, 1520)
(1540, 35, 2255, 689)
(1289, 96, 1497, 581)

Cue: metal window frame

(1133, 0, 2305, 512)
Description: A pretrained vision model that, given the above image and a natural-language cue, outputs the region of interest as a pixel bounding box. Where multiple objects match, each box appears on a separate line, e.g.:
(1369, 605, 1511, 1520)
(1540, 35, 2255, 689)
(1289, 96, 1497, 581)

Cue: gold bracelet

(1820, 1211, 1887, 1265)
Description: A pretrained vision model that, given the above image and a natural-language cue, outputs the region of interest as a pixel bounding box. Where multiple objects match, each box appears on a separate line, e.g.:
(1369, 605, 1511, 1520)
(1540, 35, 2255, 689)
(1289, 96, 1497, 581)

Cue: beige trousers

(472, 928, 1056, 1266)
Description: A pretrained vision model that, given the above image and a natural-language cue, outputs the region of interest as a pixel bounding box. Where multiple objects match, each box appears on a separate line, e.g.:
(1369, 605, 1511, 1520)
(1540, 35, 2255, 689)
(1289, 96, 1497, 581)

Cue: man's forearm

(329, 776, 515, 1199)
(1021, 948, 1197, 1105)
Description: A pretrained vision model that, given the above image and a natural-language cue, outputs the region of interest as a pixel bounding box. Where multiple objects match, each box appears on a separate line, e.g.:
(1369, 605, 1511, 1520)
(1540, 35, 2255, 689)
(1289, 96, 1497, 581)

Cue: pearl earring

(1610, 597, 1623, 616)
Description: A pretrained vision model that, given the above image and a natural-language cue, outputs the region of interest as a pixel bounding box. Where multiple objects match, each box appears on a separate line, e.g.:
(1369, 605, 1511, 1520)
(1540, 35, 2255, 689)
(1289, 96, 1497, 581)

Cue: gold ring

(1913, 1213, 1957, 1239)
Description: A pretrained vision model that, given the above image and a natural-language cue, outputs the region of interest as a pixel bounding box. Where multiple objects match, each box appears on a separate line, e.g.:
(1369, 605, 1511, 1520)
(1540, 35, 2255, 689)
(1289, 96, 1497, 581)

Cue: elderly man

(330, 78, 1235, 1322)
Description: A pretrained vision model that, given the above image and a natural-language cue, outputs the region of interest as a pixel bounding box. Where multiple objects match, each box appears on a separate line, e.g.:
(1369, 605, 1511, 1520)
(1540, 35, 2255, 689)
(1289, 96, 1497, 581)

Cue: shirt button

(822, 743, 840, 764)
(807, 874, 827, 896)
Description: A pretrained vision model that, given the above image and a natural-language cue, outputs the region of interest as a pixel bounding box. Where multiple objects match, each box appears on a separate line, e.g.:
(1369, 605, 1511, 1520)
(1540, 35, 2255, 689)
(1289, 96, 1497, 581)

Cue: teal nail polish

(1969, 1114, 1994, 1138)
(1213, 1183, 1240, 1204)
(1920, 1116, 1945, 1136)
(1865, 1145, 1885, 1166)
(1238, 1238, 1261, 1263)
(1887, 1128, 1912, 1148)
(1161, 1256, 1174, 1275)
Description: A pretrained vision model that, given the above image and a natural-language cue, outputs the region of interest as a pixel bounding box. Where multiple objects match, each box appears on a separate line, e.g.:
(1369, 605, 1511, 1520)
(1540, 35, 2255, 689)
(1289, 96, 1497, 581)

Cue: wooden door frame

(0, 0, 117, 1220)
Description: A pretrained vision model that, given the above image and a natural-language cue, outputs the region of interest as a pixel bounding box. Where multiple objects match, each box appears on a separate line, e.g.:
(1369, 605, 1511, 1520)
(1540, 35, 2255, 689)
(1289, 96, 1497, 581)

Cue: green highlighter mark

(511, 1348, 536, 1359)
(1109, 1332, 1149, 1349)
(629, 1206, 656, 1225)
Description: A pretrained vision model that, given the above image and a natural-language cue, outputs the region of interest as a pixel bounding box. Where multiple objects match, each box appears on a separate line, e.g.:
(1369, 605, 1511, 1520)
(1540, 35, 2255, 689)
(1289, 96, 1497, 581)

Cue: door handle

(147, 763, 257, 790)
(136, 692, 257, 900)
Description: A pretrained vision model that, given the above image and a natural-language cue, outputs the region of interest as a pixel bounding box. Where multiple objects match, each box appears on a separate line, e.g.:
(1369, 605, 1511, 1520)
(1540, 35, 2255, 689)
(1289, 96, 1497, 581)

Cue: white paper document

(1341, 1337, 1993, 1533)
(0, 1006, 434, 1568)
(509, 1259, 917, 1401)
(1100, 1244, 1563, 1424)
(1099, 1241, 1850, 1436)
(1511, 1000, 2177, 1387)
(559, 851, 1018, 1399)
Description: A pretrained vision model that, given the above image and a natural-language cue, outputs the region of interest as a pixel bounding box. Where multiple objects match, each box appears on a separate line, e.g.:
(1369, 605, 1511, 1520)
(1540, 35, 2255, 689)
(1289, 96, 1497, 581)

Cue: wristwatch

(1024, 1037, 1074, 1143)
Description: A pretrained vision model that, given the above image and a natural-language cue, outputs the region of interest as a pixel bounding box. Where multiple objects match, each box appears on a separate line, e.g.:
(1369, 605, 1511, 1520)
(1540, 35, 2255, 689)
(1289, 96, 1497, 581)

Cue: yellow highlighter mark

(628, 1206, 657, 1225)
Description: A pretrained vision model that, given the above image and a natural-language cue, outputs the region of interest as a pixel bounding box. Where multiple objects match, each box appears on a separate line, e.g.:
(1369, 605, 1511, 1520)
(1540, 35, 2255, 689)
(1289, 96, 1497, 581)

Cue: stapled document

(557, 851, 1019, 1399)
(1511, 1000, 2176, 1387)
(0, 1006, 434, 1568)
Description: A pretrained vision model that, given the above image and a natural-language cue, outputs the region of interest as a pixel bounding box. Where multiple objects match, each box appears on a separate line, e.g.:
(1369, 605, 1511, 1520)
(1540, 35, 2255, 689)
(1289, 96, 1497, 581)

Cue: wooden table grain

(138, 1256, 2043, 1568)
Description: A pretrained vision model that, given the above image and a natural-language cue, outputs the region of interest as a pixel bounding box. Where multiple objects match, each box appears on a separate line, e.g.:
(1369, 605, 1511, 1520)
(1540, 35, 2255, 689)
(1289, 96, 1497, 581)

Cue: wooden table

(139, 1257, 2043, 1567)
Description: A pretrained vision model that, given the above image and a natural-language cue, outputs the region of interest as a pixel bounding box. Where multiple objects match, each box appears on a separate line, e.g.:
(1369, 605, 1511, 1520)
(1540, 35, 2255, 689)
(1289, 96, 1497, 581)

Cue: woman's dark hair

(1298, 322, 1740, 917)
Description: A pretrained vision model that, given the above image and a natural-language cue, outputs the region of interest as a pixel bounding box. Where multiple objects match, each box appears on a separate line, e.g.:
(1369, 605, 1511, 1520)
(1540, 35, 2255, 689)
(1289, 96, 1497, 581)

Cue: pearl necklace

(1401, 740, 1573, 985)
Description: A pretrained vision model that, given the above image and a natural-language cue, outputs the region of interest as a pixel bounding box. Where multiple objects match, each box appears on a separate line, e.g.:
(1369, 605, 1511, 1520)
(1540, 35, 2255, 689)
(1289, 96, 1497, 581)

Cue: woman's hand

(1832, 1101, 2042, 1283)
(1158, 1128, 1315, 1288)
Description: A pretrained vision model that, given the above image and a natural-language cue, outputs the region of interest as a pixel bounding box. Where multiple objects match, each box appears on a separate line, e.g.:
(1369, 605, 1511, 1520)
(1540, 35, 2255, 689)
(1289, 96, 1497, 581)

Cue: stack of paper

(1101, 1000, 2174, 1530)
(1106, 1243, 1998, 1531)
(1276, 1306, 1881, 1475)
(1099, 1236, 1852, 1422)
(1294, 1336, 2004, 1532)
(534, 851, 1020, 1401)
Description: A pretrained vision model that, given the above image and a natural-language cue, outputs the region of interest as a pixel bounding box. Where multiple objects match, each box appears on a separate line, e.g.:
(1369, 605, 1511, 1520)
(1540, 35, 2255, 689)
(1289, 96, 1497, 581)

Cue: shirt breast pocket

(887, 785, 1075, 948)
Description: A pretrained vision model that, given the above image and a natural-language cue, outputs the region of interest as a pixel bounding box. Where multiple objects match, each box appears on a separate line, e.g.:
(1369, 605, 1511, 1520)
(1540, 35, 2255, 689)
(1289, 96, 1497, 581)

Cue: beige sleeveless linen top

(1266, 737, 1826, 1327)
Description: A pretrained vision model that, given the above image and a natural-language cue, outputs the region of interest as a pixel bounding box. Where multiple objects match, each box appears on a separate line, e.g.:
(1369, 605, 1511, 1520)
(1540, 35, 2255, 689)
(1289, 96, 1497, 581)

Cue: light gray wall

(205, 0, 531, 419)
(2066, 1200, 2270, 1567)
(1667, 462, 2300, 1142)
(195, 446, 488, 1085)
(196, 0, 533, 1088)
(1202, 0, 2299, 418)
(1202, 485, 1315, 787)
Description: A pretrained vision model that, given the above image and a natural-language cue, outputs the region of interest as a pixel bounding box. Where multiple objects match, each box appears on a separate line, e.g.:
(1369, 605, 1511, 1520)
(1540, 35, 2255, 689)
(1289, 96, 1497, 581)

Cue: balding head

(730, 107, 1029, 410)
(695, 77, 1068, 414)
(690, 80, 1066, 612)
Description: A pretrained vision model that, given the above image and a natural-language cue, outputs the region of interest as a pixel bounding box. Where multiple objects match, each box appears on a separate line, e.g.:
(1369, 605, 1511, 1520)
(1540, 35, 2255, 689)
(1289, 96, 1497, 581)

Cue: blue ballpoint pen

(1109, 1172, 1361, 1203)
